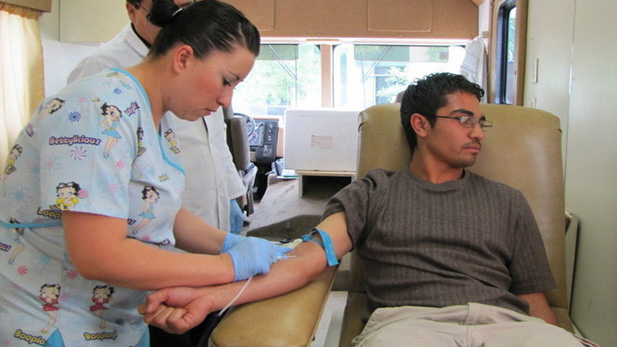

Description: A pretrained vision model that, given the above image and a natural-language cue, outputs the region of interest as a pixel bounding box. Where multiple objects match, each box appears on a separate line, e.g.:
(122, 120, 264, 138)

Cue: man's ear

(410, 113, 430, 138)
(172, 45, 194, 74)
(126, 3, 138, 23)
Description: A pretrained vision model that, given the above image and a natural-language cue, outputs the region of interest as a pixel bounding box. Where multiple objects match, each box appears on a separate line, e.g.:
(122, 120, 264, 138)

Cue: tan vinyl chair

(209, 102, 574, 347)
(209, 267, 338, 346)
(338, 102, 574, 346)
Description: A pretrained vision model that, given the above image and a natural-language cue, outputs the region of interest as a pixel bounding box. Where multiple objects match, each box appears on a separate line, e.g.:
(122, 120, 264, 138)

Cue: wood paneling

(1, 0, 51, 12)
(229, 0, 275, 31)
(368, 0, 431, 33)
(225, 0, 478, 40)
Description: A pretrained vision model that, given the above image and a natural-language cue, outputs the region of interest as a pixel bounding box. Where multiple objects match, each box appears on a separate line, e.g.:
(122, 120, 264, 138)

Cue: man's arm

(139, 212, 353, 334)
(517, 292, 560, 326)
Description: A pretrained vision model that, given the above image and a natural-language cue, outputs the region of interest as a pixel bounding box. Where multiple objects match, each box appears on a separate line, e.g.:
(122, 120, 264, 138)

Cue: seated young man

(139, 73, 583, 346)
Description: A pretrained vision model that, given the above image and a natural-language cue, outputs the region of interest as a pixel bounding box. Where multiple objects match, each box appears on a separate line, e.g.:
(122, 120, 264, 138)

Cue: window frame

(489, 0, 528, 105)
(234, 41, 469, 117)
(495, 0, 516, 104)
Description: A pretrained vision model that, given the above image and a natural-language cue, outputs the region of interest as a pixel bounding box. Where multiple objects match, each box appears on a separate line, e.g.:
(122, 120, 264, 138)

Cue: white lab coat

(173, 115, 245, 231)
(67, 24, 245, 231)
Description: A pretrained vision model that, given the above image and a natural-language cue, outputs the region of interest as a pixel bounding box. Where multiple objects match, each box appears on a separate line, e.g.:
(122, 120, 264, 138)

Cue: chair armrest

(210, 266, 338, 347)
(339, 292, 368, 347)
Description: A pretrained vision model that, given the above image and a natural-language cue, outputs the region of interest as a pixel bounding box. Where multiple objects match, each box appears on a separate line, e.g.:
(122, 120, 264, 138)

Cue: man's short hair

(400, 72, 485, 151)
(127, 0, 142, 9)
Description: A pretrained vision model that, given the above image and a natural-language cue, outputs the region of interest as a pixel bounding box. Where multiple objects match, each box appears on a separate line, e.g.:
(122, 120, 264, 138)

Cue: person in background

(140, 73, 584, 347)
(0, 1, 289, 346)
(67, 0, 247, 235)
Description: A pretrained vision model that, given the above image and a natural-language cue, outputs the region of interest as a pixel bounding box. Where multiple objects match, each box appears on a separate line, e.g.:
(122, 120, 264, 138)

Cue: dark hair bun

(147, 0, 181, 27)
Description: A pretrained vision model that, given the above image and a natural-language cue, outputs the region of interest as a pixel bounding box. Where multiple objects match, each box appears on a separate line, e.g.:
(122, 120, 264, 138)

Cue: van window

(333, 44, 465, 109)
(233, 43, 321, 117)
(233, 43, 465, 116)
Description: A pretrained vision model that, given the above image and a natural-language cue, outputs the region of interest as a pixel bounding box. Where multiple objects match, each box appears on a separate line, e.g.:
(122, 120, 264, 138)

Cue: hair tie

(172, 8, 183, 17)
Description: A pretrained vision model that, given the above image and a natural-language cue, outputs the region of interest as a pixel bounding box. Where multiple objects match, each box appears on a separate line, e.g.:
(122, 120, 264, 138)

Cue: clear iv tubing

(218, 243, 296, 315)
(219, 276, 253, 315)
(218, 256, 293, 314)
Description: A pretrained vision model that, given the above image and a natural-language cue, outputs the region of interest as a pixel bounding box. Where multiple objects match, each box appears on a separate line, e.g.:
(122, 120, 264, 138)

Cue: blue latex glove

(225, 237, 292, 281)
(221, 232, 245, 254)
(229, 199, 244, 234)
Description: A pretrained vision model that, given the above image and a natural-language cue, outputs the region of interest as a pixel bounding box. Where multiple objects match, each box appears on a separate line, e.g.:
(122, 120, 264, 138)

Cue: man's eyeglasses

(140, 1, 195, 13)
(425, 114, 493, 132)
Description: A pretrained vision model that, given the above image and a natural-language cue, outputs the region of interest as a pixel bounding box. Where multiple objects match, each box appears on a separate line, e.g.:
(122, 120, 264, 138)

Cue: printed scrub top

(0, 68, 186, 346)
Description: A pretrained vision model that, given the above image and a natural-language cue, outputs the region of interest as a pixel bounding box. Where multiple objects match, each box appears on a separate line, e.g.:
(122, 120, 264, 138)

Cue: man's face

(127, 0, 195, 45)
(423, 91, 486, 170)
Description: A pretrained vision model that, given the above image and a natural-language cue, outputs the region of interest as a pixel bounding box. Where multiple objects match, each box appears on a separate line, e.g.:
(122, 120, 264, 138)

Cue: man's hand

(138, 287, 213, 334)
(517, 292, 560, 326)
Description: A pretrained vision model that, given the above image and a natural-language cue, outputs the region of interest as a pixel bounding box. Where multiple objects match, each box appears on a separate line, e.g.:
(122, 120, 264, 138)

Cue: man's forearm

(142, 213, 352, 333)
(204, 241, 329, 311)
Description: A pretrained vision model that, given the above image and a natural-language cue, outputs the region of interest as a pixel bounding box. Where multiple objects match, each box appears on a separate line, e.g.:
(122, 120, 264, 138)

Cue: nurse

(0, 0, 289, 346)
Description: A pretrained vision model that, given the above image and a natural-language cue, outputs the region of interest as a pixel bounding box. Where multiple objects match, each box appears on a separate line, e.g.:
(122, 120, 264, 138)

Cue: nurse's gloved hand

(225, 237, 292, 281)
(221, 233, 245, 254)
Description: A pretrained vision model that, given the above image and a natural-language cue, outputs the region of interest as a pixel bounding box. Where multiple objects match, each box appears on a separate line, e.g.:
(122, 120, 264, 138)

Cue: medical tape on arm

(300, 228, 339, 266)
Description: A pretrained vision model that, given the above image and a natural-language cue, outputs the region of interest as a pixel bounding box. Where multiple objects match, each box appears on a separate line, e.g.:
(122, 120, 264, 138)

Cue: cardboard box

(284, 108, 360, 172)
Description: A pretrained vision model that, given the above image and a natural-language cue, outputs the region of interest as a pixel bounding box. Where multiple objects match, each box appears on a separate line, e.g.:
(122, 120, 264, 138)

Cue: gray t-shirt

(323, 168, 556, 316)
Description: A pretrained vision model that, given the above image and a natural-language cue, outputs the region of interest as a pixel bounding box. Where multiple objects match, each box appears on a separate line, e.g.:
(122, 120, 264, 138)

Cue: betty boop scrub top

(0, 68, 185, 346)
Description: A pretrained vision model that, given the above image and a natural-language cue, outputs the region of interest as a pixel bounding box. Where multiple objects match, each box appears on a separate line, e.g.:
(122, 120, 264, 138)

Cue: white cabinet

(284, 108, 360, 173)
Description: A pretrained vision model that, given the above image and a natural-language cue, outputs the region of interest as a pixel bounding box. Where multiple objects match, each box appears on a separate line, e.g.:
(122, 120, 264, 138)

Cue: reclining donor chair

(209, 103, 575, 346)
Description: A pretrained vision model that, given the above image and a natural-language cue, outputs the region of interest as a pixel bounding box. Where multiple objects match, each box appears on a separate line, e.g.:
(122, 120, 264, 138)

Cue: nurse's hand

(139, 287, 212, 334)
(221, 232, 245, 253)
(225, 237, 291, 281)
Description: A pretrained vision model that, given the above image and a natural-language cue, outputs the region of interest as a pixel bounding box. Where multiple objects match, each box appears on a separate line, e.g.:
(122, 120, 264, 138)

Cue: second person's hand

(225, 237, 291, 281)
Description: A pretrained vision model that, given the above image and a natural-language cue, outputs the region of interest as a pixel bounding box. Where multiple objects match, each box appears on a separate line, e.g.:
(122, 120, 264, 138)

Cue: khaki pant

(352, 303, 582, 347)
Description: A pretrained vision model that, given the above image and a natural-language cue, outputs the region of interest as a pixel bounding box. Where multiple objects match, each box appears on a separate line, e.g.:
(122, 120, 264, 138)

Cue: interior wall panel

(225, 0, 478, 40)
(368, 0, 432, 33)
(1, 0, 51, 12)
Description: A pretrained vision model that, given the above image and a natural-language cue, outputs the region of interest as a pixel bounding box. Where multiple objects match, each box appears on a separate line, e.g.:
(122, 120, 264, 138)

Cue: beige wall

(565, 1, 617, 344)
(39, 1, 103, 95)
(524, 0, 617, 345)
(59, 0, 126, 42)
(524, 0, 574, 161)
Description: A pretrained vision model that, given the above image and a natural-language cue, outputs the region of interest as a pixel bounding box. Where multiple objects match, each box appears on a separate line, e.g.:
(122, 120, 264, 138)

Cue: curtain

(0, 3, 44, 167)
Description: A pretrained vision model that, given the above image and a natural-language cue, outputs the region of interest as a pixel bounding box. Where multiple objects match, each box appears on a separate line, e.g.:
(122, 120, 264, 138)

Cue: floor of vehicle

(243, 174, 350, 238)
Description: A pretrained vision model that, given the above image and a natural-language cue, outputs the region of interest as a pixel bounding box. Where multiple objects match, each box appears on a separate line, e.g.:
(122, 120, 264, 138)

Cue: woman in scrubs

(0, 1, 288, 345)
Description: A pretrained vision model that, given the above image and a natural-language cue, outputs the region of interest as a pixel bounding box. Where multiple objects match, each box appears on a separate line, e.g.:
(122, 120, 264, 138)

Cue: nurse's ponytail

(147, 0, 260, 59)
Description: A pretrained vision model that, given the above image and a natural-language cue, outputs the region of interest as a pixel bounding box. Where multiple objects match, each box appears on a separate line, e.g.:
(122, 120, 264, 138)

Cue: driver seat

(223, 106, 257, 216)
